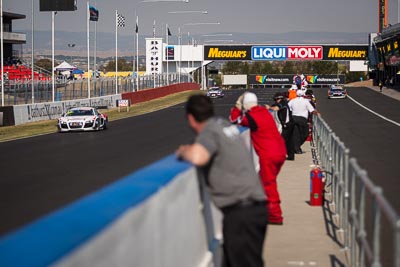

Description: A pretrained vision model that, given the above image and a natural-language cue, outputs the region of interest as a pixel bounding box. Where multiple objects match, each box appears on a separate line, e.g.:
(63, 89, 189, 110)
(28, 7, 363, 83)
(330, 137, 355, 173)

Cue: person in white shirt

(288, 90, 319, 154)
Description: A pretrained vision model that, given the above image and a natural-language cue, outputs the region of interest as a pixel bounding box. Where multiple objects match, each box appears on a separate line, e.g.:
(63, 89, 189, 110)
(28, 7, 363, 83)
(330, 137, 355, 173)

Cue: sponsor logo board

(203, 45, 368, 61)
(252, 46, 323, 60)
(323, 45, 368, 60)
(249, 74, 345, 85)
(204, 46, 251, 60)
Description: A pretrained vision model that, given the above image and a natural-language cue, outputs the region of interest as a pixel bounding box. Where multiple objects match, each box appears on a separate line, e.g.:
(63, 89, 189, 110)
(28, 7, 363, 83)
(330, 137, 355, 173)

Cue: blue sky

(4, 0, 400, 36)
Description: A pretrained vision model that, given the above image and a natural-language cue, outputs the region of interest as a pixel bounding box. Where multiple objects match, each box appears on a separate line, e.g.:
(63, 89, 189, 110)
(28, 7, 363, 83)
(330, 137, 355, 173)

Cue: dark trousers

(292, 116, 309, 152)
(222, 204, 268, 267)
(282, 122, 295, 158)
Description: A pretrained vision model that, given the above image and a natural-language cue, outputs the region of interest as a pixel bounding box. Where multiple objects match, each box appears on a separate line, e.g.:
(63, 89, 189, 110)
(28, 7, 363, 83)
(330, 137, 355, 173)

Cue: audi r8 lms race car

(58, 107, 108, 132)
(328, 85, 347, 99)
(206, 87, 224, 98)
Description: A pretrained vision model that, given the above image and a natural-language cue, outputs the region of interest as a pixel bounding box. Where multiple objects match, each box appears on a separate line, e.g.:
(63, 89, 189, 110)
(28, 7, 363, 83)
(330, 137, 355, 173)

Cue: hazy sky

(4, 0, 400, 37)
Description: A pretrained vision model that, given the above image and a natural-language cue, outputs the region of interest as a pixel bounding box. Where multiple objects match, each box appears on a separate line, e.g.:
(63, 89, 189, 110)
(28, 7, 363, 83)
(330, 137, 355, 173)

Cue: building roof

(3, 12, 26, 20)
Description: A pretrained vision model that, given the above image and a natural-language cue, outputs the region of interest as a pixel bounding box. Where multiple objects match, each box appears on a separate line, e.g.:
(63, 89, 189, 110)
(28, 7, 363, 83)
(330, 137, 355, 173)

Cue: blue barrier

(0, 155, 194, 267)
(0, 128, 252, 267)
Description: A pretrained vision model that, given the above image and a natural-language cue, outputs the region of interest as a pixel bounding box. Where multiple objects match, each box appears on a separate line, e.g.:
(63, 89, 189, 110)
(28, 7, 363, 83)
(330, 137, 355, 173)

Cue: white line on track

(347, 95, 400, 127)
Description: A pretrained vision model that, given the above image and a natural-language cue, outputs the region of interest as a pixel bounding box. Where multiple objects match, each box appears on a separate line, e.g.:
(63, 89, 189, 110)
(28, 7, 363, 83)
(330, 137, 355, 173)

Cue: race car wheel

(94, 118, 101, 131)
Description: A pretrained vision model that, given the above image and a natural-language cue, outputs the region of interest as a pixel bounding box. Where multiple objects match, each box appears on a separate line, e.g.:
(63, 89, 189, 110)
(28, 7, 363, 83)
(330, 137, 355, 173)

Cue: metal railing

(0, 73, 192, 106)
(312, 114, 400, 267)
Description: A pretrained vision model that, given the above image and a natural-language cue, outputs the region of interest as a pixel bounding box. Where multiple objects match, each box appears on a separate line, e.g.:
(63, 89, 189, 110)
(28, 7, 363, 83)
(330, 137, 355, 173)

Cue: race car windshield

(66, 110, 94, 116)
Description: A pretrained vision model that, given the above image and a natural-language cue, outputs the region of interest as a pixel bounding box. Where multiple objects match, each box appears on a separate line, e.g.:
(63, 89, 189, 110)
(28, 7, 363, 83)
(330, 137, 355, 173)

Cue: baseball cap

(273, 92, 284, 101)
(242, 92, 258, 110)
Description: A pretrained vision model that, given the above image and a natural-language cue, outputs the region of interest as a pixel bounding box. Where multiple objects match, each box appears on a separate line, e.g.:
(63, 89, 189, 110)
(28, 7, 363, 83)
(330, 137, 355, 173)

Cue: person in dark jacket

(271, 92, 295, 160)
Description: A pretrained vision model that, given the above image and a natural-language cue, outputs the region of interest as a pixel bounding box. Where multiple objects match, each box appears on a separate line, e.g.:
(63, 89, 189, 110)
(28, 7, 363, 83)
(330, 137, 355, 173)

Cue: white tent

(54, 61, 76, 71)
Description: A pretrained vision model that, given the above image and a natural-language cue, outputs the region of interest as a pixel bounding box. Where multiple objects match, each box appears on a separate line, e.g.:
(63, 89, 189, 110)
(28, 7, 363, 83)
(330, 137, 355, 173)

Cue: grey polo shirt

(195, 117, 266, 208)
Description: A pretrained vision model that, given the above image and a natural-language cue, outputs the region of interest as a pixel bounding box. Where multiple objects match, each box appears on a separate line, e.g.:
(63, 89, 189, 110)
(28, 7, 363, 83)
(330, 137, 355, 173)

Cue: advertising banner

(146, 38, 163, 75)
(204, 46, 252, 60)
(204, 45, 368, 61)
(322, 45, 368, 60)
(252, 46, 323, 60)
(249, 74, 345, 85)
(166, 45, 175, 60)
(375, 36, 400, 66)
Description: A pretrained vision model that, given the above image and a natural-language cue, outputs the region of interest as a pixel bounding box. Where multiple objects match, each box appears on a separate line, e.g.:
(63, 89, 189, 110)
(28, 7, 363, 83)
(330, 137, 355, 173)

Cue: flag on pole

(117, 13, 125, 27)
(89, 5, 99, 21)
(167, 27, 172, 36)
(135, 21, 138, 33)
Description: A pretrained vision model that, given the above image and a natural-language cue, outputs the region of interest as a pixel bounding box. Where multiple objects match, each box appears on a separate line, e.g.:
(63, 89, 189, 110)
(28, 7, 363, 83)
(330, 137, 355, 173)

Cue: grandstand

(3, 65, 49, 82)
(0, 11, 50, 82)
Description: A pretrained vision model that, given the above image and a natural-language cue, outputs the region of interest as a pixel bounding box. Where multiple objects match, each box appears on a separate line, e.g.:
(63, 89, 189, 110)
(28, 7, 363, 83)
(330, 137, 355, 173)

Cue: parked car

(328, 85, 347, 99)
(58, 107, 108, 132)
(206, 87, 224, 98)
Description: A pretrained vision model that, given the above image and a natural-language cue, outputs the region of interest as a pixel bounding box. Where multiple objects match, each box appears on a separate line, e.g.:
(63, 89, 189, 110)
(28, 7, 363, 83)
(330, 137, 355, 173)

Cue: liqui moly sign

(252, 46, 323, 60)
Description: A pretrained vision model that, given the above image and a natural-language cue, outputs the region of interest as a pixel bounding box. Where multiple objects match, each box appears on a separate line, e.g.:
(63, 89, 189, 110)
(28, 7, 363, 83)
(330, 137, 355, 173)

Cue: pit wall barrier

(312, 115, 400, 267)
(1, 83, 200, 126)
(0, 126, 253, 267)
(122, 82, 200, 105)
(12, 95, 122, 126)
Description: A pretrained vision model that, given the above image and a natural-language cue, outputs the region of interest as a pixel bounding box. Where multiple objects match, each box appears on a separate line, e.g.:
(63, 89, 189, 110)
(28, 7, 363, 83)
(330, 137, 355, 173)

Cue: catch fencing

(0, 73, 191, 106)
(312, 115, 400, 267)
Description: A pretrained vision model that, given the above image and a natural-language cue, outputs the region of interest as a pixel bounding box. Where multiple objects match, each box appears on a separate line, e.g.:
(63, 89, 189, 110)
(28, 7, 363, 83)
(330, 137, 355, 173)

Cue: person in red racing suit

(229, 92, 287, 224)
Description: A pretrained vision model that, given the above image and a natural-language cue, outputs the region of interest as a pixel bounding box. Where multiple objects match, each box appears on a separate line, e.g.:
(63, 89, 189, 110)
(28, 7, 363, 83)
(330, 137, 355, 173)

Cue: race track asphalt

(0, 105, 196, 235)
(1, 86, 399, 238)
(0, 90, 255, 236)
(313, 86, 400, 213)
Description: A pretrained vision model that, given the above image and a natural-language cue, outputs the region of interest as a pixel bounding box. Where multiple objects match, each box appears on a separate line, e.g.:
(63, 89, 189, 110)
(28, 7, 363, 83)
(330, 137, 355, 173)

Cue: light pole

(202, 33, 233, 37)
(1, 0, 3, 106)
(168, 10, 207, 14)
(31, 0, 34, 103)
(134, 0, 189, 90)
(204, 40, 234, 43)
(336, 60, 339, 85)
(140, 0, 188, 2)
(67, 43, 75, 63)
(168, 11, 208, 84)
(52, 11, 55, 102)
(181, 22, 220, 89)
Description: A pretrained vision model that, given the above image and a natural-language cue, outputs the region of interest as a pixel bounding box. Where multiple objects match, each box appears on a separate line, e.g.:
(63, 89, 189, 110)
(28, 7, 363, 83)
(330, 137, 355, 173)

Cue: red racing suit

(230, 106, 287, 224)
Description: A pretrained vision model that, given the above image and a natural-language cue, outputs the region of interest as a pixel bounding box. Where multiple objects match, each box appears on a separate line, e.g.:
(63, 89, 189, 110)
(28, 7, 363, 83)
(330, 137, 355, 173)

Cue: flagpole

(153, 19, 156, 89)
(87, 1, 91, 99)
(166, 24, 169, 85)
(52, 11, 55, 102)
(94, 1, 97, 80)
(115, 10, 118, 95)
(31, 0, 34, 104)
(136, 15, 139, 91)
(133, 21, 135, 91)
(1, 0, 4, 107)
(178, 26, 181, 84)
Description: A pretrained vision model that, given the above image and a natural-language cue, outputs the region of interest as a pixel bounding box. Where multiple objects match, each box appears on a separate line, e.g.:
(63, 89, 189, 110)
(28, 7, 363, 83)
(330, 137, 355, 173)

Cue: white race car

(58, 107, 108, 132)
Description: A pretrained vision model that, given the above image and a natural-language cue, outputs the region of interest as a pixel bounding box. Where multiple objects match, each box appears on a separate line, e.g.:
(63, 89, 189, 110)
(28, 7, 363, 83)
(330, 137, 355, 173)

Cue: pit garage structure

(371, 23, 400, 87)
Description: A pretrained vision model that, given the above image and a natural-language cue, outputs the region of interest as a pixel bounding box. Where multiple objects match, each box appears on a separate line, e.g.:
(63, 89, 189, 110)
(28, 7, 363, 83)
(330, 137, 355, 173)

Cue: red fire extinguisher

(310, 166, 324, 206)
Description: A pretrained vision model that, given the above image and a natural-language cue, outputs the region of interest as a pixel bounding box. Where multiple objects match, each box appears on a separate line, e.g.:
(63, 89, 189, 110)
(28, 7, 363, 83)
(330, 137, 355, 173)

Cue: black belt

(221, 199, 266, 214)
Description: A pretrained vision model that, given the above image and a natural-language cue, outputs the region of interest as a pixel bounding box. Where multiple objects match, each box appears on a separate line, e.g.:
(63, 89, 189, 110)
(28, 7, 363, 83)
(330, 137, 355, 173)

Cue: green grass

(0, 90, 202, 142)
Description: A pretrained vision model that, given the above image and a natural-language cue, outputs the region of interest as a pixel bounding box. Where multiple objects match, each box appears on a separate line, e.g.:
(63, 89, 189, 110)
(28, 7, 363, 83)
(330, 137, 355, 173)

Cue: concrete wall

(0, 128, 253, 267)
(12, 95, 122, 125)
(3, 83, 200, 126)
(0, 155, 220, 267)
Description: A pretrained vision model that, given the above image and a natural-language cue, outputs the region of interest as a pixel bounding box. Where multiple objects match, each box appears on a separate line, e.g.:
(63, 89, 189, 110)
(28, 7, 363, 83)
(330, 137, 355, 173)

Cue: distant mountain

(22, 30, 369, 57)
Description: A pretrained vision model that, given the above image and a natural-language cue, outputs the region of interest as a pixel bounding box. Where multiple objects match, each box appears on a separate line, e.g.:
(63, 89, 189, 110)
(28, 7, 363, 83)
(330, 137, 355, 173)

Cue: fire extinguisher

(310, 166, 324, 206)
